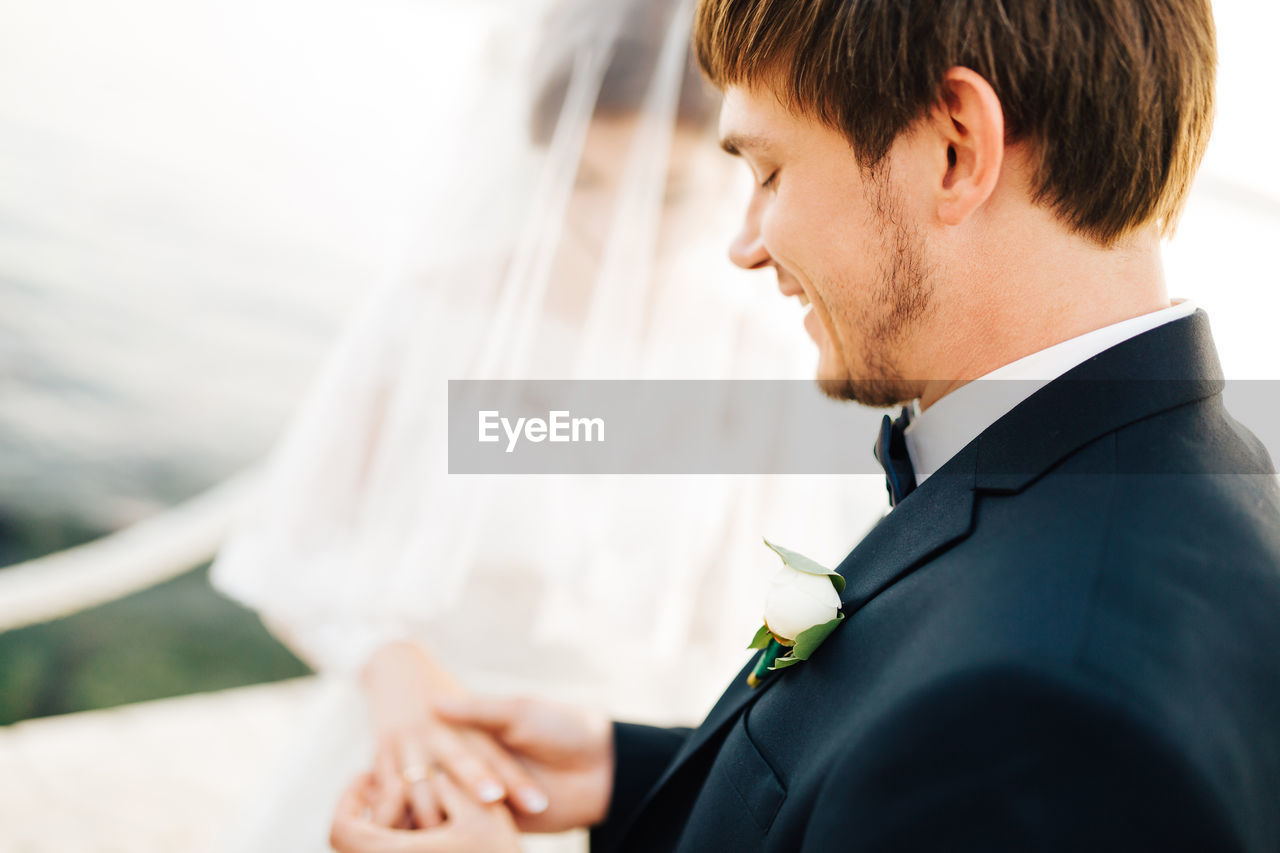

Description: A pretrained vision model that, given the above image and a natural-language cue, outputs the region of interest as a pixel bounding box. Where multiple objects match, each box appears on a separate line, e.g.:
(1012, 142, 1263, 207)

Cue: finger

(369, 779, 410, 829)
(405, 772, 443, 830)
(464, 730, 549, 815)
(428, 766, 479, 822)
(375, 746, 400, 797)
(391, 807, 414, 831)
(431, 770, 519, 841)
(371, 751, 408, 827)
(331, 814, 391, 853)
(430, 729, 507, 805)
(331, 815, 431, 853)
(331, 776, 401, 853)
(334, 773, 377, 820)
(398, 745, 443, 830)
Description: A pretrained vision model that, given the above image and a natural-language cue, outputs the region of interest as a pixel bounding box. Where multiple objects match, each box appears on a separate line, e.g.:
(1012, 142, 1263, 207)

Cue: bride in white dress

(210, 0, 885, 849)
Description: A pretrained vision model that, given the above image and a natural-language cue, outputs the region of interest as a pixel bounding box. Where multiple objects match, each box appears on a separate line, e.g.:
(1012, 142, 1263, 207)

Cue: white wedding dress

(210, 1, 886, 849)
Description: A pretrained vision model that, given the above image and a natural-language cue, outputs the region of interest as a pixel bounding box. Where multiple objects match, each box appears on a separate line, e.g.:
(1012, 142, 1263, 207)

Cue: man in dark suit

(330, 0, 1280, 850)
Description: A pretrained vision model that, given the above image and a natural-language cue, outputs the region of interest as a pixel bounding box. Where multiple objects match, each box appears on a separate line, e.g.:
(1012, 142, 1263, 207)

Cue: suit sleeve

(590, 722, 692, 852)
(800, 668, 1242, 853)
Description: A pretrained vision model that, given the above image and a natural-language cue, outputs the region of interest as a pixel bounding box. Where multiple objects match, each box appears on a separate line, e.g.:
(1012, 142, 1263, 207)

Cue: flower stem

(747, 639, 785, 688)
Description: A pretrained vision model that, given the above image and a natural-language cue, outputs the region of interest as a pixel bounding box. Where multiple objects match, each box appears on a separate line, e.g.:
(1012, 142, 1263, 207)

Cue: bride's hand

(332, 772, 522, 853)
(371, 714, 549, 829)
(362, 641, 549, 829)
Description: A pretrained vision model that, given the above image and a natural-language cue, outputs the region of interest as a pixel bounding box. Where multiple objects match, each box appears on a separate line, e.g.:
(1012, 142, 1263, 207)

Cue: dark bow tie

(874, 406, 917, 507)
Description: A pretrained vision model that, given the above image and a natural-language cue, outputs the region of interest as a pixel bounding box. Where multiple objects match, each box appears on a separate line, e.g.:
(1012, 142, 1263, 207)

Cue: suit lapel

(621, 310, 1224, 845)
(624, 448, 979, 835)
(832, 310, 1222, 612)
(834, 448, 978, 612)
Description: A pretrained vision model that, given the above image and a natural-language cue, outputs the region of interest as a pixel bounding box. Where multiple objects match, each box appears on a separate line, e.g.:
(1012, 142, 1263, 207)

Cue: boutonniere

(747, 539, 845, 688)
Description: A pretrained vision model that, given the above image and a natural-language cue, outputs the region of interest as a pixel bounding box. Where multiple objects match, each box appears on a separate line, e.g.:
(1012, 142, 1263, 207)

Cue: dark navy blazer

(592, 311, 1280, 852)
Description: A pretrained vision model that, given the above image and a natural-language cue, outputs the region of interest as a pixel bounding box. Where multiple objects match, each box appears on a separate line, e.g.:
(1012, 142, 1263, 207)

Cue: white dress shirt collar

(903, 300, 1197, 486)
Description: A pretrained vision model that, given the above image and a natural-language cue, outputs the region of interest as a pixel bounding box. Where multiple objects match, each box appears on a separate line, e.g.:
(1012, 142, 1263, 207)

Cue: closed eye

(760, 170, 779, 190)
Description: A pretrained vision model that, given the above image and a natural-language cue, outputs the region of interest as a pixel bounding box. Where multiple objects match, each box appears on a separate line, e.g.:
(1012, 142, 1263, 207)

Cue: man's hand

(434, 695, 615, 833)
(331, 772, 522, 853)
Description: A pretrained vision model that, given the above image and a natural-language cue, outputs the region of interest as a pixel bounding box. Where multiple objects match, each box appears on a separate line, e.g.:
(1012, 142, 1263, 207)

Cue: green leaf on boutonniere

(768, 615, 844, 671)
(747, 624, 772, 650)
(763, 538, 846, 594)
(790, 613, 844, 660)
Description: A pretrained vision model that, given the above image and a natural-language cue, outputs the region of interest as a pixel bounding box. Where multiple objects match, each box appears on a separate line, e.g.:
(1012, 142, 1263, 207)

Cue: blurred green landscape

(0, 513, 310, 726)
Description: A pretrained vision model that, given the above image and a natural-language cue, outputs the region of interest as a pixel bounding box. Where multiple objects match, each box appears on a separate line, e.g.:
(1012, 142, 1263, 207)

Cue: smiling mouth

(778, 277, 810, 307)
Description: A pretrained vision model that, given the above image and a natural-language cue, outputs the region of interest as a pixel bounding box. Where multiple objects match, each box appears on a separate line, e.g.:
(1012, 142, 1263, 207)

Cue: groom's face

(719, 84, 931, 406)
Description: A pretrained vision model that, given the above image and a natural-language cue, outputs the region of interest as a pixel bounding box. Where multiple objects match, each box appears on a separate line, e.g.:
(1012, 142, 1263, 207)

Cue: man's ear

(930, 67, 1004, 226)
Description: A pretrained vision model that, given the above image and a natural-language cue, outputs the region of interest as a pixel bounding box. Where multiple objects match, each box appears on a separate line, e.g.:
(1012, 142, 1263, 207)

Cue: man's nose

(729, 207, 771, 270)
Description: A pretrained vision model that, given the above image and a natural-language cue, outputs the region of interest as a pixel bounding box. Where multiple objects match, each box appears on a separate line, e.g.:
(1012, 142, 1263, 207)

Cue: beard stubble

(817, 167, 933, 408)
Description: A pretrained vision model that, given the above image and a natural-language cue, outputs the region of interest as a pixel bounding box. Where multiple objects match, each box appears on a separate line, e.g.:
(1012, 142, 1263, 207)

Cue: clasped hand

(331, 692, 614, 853)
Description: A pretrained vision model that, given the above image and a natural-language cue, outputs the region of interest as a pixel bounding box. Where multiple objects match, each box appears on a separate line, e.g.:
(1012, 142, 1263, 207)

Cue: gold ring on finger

(401, 764, 430, 785)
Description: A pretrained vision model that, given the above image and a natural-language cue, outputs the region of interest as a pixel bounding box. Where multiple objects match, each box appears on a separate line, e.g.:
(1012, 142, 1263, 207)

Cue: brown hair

(694, 0, 1216, 244)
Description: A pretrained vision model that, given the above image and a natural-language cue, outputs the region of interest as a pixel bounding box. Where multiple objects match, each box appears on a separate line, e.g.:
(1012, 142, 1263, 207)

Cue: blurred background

(0, 0, 1276, 849)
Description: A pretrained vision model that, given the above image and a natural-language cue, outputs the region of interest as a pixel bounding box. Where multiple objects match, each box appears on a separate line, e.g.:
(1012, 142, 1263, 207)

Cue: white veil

(211, 0, 884, 715)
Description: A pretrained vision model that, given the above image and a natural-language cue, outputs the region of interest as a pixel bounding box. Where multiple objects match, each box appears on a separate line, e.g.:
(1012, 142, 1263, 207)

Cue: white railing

(0, 470, 258, 632)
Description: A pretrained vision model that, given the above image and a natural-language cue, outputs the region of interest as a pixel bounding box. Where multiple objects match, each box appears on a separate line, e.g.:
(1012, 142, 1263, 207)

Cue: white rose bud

(763, 566, 841, 643)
